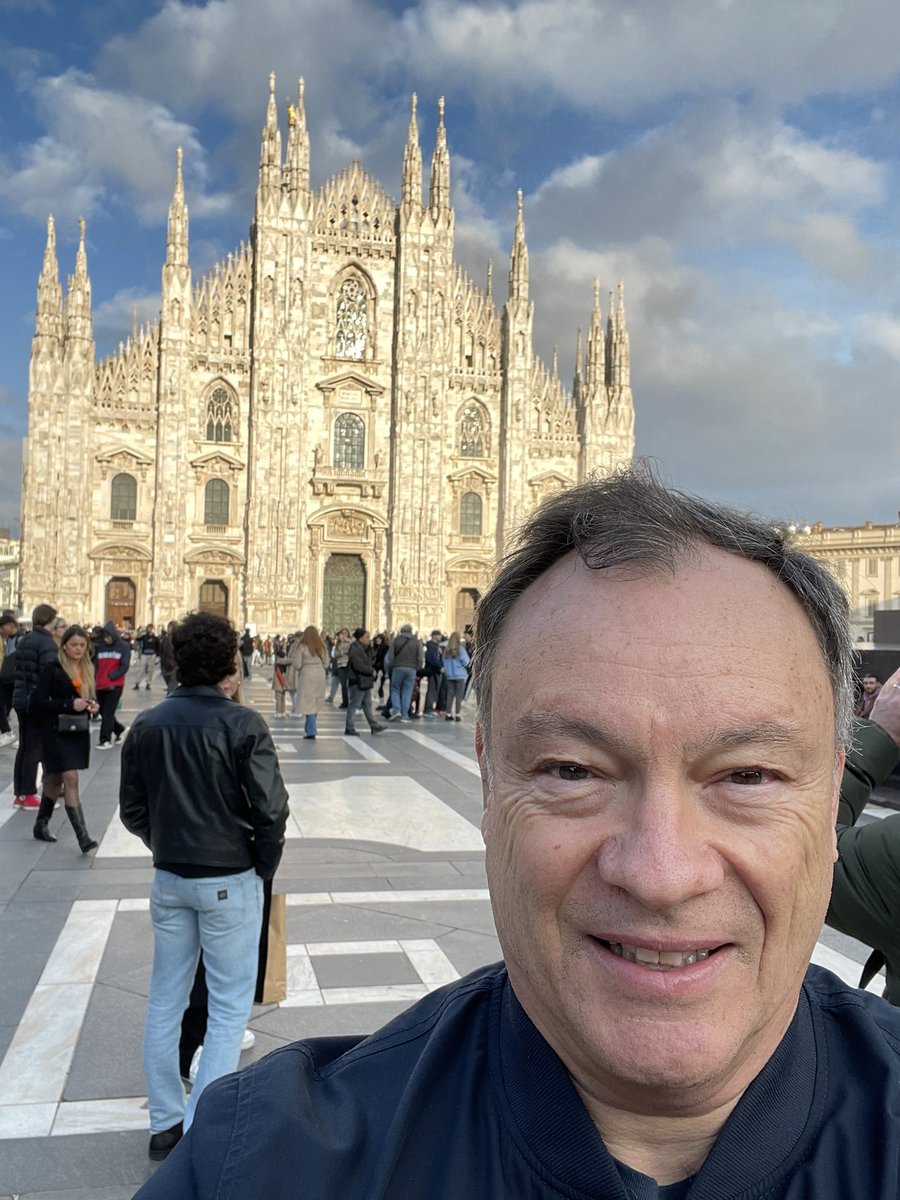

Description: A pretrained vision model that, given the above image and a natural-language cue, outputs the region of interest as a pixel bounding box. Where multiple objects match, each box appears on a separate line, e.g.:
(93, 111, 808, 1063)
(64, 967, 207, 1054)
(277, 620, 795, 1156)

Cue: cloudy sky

(2, 0, 900, 536)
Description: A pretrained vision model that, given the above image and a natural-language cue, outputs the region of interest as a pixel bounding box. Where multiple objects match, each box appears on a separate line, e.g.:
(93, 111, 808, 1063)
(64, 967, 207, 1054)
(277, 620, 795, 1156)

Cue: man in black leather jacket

(11, 602, 59, 809)
(120, 612, 288, 1162)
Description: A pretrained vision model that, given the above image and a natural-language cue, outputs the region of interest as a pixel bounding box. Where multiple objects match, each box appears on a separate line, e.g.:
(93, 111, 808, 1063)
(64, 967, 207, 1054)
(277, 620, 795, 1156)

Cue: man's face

(358, 631, 371, 646)
(0, 621, 15, 637)
(478, 549, 842, 1114)
(862, 676, 881, 695)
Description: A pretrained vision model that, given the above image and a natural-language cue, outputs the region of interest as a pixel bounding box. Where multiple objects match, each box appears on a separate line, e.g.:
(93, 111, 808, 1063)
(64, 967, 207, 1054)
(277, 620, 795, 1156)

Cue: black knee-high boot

(33, 794, 58, 842)
(65, 802, 98, 853)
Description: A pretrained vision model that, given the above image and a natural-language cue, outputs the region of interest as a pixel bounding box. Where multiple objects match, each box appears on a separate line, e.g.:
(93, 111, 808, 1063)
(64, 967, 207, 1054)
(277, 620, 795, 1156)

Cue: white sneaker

(96, 741, 113, 751)
(0, 731, 15, 747)
(242, 1029, 256, 1050)
(115, 726, 130, 743)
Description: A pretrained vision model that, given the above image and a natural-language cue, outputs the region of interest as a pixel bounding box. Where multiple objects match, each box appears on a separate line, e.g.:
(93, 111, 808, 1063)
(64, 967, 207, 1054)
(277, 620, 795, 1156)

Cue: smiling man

(137, 467, 900, 1199)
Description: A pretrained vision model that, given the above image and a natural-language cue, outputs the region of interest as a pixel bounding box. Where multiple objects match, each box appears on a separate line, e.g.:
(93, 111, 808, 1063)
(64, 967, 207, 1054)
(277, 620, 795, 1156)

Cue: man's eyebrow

(510, 713, 812, 757)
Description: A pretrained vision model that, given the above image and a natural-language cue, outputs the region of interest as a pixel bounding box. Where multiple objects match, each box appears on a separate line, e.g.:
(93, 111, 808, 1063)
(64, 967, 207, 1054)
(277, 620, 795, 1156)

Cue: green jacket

(828, 718, 900, 1002)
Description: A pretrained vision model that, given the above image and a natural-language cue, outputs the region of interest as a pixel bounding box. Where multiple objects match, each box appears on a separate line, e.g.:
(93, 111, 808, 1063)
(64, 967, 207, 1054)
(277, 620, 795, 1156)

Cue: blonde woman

(289, 626, 329, 738)
(29, 625, 100, 851)
(442, 631, 470, 721)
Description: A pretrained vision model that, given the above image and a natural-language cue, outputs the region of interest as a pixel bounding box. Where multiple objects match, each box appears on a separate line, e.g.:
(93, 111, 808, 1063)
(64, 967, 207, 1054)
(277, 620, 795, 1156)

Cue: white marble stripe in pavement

(287, 889, 490, 905)
(863, 803, 896, 820)
(811, 941, 884, 993)
(342, 735, 389, 764)
(0, 901, 117, 1112)
(398, 729, 481, 777)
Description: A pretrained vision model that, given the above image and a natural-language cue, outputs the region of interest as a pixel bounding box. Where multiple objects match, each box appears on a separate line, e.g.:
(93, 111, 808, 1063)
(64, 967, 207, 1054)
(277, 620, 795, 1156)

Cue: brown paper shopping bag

(255, 890, 287, 1005)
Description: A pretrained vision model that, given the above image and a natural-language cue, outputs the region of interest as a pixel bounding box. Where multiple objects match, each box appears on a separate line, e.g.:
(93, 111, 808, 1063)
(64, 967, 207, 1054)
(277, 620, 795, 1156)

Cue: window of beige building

(110, 473, 137, 522)
(206, 387, 235, 442)
(204, 478, 230, 526)
(333, 413, 365, 469)
(459, 401, 489, 457)
(459, 491, 483, 537)
(867, 557, 879, 575)
(335, 277, 368, 360)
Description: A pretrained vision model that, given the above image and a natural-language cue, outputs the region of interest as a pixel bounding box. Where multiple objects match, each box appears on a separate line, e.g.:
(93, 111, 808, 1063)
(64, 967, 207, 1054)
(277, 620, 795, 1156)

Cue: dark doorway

(455, 587, 479, 635)
(199, 578, 229, 618)
(323, 554, 366, 633)
(105, 577, 136, 628)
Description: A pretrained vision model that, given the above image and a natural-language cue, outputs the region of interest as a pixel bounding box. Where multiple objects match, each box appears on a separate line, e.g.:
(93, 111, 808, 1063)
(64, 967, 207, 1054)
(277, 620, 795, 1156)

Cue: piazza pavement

(0, 666, 893, 1197)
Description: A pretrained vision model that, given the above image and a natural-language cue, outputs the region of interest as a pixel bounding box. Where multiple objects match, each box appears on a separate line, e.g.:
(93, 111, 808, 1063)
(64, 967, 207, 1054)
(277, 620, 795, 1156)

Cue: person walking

(326, 630, 352, 708)
(29, 625, 100, 851)
(134, 624, 160, 690)
(94, 621, 131, 748)
(12, 603, 60, 810)
(0, 610, 19, 748)
(386, 624, 424, 723)
(441, 632, 470, 721)
(159, 622, 179, 694)
(271, 644, 290, 719)
(423, 630, 444, 718)
(120, 612, 289, 1161)
(345, 629, 385, 737)
(289, 626, 329, 739)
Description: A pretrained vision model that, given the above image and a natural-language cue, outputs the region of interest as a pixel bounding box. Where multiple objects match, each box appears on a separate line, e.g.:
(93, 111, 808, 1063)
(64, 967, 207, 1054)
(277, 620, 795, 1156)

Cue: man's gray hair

(472, 463, 853, 752)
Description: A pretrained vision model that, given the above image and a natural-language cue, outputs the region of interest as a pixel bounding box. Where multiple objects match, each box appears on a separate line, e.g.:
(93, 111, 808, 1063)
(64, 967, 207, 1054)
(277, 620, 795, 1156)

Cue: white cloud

(398, 0, 900, 114)
(770, 213, 873, 284)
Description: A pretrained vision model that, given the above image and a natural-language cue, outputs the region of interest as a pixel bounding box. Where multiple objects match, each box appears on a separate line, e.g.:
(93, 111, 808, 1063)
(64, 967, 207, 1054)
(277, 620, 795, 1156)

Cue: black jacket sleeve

(119, 718, 151, 849)
(27, 663, 76, 719)
(237, 713, 289, 880)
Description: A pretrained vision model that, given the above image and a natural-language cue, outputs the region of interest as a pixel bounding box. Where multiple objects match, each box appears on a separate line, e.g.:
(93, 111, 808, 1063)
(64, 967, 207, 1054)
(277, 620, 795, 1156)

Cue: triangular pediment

(447, 465, 497, 486)
(315, 371, 384, 396)
(189, 450, 245, 471)
(529, 470, 573, 487)
(88, 542, 152, 562)
(184, 545, 246, 565)
(95, 444, 154, 468)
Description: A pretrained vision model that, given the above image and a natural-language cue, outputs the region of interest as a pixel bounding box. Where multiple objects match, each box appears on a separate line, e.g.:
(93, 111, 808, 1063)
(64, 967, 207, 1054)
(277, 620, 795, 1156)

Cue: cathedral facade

(19, 76, 635, 634)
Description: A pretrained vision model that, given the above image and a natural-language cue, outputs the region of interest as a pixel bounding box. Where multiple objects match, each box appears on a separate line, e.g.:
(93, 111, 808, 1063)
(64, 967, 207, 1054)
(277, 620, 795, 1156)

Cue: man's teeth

(605, 942, 712, 969)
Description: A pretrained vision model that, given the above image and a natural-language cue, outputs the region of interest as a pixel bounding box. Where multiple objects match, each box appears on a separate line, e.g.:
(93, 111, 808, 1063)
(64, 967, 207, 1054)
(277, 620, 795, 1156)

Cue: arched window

(204, 478, 230, 526)
(110, 473, 137, 522)
(333, 413, 365, 469)
(459, 492, 483, 537)
(335, 277, 368, 360)
(459, 402, 489, 457)
(206, 386, 234, 442)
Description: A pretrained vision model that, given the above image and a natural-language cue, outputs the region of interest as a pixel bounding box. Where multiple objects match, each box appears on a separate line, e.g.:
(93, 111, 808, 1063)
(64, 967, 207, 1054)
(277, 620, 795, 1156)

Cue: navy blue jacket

(135, 962, 900, 1199)
(12, 625, 58, 711)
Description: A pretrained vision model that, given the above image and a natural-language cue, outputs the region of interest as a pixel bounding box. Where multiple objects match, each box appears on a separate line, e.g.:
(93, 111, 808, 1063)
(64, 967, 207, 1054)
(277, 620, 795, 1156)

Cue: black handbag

(57, 712, 89, 734)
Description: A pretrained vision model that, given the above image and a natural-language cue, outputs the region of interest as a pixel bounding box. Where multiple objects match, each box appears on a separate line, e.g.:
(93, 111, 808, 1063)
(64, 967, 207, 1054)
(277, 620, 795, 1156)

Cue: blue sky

(2, 0, 900, 536)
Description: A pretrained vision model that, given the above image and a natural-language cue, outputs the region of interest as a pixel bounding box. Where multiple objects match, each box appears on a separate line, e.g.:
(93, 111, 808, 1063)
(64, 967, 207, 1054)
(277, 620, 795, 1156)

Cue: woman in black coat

(29, 625, 100, 851)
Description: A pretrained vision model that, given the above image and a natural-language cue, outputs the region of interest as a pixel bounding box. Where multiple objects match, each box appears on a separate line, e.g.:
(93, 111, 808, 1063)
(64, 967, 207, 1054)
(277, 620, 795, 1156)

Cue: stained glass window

(335, 277, 368, 360)
(206, 387, 234, 442)
(459, 402, 488, 457)
(334, 413, 365, 469)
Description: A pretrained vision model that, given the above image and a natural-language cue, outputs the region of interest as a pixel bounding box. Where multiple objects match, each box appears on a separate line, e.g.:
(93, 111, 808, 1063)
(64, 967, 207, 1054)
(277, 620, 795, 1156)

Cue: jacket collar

(496, 973, 820, 1198)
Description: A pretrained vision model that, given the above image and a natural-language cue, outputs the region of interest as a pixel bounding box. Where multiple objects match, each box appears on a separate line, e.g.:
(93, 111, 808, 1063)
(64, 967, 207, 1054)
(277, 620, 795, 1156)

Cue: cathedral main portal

(323, 554, 366, 634)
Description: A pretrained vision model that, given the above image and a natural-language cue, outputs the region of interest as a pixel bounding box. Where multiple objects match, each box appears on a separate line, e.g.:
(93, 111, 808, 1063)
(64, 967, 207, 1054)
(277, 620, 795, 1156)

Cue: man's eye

(726, 768, 769, 786)
(549, 763, 592, 782)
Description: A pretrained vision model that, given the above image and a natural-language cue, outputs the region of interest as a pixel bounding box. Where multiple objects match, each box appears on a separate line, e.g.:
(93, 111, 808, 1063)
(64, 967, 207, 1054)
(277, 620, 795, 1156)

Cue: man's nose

(595, 784, 724, 910)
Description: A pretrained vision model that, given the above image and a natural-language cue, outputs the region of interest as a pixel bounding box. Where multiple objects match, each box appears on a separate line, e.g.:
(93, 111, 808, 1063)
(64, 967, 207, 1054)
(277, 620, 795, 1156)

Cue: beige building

(0, 535, 20, 616)
(797, 521, 900, 642)
(19, 76, 634, 633)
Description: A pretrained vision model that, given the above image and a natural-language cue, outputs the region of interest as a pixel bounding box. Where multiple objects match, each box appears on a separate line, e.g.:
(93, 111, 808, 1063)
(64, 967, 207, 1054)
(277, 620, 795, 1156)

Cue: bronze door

(323, 554, 366, 633)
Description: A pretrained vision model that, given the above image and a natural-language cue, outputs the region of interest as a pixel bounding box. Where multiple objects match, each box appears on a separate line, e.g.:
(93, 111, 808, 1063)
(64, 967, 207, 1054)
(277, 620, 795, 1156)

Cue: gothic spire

(35, 214, 63, 339)
(65, 217, 93, 344)
(585, 277, 605, 394)
(284, 77, 310, 196)
(258, 70, 282, 196)
(486, 258, 493, 304)
(508, 189, 529, 301)
(428, 96, 450, 216)
(166, 147, 189, 268)
(573, 326, 583, 396)
(611, 279, 630, 390)
(401, 92, 423, 211)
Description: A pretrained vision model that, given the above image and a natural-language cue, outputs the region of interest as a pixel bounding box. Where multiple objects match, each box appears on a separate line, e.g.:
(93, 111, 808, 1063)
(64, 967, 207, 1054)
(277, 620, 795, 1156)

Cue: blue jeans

(304, 713, 317, 736)
(389, 667, 416, 719)
(144, 868, 263, 1132)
